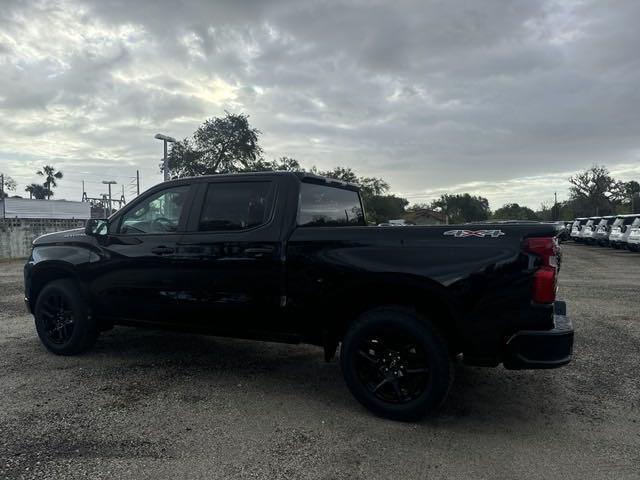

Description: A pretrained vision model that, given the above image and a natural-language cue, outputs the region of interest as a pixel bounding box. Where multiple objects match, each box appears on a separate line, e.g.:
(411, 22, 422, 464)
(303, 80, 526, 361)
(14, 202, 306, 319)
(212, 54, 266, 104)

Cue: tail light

(524, 237, 558, 304)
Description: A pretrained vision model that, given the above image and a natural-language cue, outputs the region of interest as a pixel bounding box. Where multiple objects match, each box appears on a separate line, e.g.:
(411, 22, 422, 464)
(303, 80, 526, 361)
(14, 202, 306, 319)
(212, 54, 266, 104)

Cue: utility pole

(136, 170, 140, 196)
(155, 133, 176, 181)
(102, 180, 117, 215)
(82, 180, 85, 202)
(0, 174, 4, 199)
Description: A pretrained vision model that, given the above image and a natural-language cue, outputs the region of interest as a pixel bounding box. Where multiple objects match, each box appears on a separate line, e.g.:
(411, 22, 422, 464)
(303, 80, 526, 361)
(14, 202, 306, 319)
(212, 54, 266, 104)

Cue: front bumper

(503, 301, 573, 370)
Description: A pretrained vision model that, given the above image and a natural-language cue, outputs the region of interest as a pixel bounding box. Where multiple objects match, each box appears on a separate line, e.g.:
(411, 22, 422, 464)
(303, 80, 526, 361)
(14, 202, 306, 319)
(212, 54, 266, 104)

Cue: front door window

(120, 186, 189, 234)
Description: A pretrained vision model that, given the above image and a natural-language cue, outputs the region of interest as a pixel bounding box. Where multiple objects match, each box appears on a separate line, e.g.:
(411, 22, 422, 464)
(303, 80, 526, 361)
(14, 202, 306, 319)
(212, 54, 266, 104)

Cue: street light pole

(155, 133, 177, 182)
(102, 180, 117, 215)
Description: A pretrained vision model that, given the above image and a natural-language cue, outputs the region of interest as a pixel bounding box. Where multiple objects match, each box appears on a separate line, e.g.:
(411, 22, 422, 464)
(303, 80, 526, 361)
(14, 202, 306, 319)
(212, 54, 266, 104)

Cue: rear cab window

(298, 182, 365, 227)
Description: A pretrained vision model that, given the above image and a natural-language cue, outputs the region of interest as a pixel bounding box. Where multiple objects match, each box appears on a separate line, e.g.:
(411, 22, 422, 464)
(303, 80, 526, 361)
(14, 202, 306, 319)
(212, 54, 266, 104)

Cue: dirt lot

(1, 244, 639, 479)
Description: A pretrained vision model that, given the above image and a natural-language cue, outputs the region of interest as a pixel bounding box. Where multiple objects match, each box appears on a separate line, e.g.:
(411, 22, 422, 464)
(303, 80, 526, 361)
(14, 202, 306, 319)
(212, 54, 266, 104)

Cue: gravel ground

(0, 244, 639, 479)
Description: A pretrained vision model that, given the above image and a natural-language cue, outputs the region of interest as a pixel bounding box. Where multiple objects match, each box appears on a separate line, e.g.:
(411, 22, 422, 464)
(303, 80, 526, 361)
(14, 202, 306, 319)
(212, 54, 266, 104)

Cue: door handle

(151, 246, 175, 255)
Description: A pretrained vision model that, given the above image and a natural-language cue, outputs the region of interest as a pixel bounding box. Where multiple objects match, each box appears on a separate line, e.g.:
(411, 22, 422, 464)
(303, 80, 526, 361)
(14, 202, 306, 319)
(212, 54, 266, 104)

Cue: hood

(33, 228, 88, 246)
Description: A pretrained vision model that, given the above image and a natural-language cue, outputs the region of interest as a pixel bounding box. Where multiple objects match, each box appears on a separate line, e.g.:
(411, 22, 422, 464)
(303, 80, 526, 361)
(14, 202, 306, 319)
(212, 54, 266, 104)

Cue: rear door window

(198, 181, 274, 232)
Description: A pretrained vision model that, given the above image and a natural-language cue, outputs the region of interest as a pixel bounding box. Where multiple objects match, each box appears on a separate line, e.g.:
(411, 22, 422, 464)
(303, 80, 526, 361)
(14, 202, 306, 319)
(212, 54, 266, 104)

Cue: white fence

(0, 198, 90, 220)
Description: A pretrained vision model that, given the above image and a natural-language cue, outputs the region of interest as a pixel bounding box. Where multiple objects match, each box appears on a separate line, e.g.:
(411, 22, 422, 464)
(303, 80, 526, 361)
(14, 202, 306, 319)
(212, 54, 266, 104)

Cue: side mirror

(85, 218, 109, 236)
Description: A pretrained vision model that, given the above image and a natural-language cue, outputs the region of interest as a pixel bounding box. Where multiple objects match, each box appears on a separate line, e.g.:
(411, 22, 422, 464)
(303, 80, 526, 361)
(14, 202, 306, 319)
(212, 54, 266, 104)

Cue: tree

(406, 203, 431, 212)
(36, 165, 63, 199)
(624, 180, 640, 196)
(164, 139, 203, 177)
(624, 180, 640, 213)
(25, 183, 52, 200)
(164, 112, 263, 178)
(568, 165, 624, 216)
(316, 166, 403, 223)
(249, 156, 301, 172)
(493, 203, 540, 221)
(318, 166, 359, 184)
(162, 112, 404, 222)
(1, 173, 17, 199)
(316, 167, 390, 196)
(430, 193, 490, 223)
(364, 195, 409, 223)
(359, 176, 391, 198)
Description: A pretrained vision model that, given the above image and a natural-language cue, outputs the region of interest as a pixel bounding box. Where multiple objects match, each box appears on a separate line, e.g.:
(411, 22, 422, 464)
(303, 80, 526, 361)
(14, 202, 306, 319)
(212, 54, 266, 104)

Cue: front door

(175, 178, 285, 335)
(90, 184, 194, 324)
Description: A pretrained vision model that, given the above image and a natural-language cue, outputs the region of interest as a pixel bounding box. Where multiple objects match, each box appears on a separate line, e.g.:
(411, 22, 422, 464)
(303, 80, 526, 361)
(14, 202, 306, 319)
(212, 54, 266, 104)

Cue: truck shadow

(86, 326, 569, 427)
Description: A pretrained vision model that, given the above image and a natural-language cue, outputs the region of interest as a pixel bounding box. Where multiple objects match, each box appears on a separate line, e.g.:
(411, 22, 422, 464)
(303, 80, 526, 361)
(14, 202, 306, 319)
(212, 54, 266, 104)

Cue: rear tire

(340, 307, 453, 421)
(34, 279, 99, 355)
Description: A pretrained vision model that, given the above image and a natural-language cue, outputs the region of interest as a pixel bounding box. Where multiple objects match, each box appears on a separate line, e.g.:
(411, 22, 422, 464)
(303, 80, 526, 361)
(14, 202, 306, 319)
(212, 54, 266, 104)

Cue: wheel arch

(28, 261, 84, 311)
(322, 277, 463, 353)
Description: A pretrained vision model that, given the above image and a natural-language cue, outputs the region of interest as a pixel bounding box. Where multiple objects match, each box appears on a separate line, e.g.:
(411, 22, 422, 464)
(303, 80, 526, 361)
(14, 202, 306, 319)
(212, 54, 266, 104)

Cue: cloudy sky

(1, 0, 639, 208)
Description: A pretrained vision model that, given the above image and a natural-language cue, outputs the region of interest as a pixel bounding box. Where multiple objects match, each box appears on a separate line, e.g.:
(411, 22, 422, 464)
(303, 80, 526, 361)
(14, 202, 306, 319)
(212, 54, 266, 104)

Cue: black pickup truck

(24, 172, 573, 420)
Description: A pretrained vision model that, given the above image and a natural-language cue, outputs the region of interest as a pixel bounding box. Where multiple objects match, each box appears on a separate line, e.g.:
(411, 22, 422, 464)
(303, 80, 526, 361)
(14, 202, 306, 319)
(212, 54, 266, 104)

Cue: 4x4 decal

(444, 229, 505, 238)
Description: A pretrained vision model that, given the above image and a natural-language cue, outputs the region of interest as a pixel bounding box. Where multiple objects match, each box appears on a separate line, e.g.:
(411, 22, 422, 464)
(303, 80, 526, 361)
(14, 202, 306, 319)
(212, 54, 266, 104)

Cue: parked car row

(568, 214, 640, 251)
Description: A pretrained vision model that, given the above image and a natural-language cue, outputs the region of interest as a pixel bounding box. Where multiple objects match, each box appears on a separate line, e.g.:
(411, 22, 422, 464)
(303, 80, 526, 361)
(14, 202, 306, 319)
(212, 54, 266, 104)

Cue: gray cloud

(0, 0, 639, 207)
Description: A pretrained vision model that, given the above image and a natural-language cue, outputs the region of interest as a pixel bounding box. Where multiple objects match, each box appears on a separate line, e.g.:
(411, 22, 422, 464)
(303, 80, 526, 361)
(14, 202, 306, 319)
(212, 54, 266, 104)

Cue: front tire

(340, 307, 453, 421)
(34, 279, 99, 355)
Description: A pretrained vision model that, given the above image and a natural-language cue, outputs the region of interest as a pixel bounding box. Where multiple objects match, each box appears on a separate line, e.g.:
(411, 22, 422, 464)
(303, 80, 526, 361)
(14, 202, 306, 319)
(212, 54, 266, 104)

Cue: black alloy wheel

(354, 330, 430, 405)
(34, 279, 99, 355)
(341, 307, 453, 421)
(39, 292, 76, 344)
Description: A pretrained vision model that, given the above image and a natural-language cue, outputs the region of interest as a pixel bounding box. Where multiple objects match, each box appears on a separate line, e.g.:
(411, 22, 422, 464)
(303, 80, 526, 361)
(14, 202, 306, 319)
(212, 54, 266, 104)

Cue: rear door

(175, 177, 286, 334)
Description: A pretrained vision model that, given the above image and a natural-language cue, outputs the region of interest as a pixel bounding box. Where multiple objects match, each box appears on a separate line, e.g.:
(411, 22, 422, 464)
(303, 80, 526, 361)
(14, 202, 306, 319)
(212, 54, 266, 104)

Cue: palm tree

(25, 183, 51, 200)
(36, 165, 63, 199)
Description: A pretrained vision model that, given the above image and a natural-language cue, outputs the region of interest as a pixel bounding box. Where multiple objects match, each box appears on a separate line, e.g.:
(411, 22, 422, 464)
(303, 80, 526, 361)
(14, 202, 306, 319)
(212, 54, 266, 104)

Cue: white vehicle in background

(609, 215, 640, 249)
(570, 218, 588, 241)
(627, 222, 640, 252)
(593, 216, 617, 246)
(580, 217, 601, 244)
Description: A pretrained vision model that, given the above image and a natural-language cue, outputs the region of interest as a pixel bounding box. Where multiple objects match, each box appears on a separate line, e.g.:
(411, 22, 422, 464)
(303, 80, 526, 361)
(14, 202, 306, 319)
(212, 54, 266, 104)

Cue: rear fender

(322, 275, 463, 349)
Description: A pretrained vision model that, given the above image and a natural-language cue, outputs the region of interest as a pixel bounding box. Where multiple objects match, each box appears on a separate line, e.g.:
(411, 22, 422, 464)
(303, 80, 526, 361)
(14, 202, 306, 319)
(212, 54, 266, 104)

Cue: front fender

(24, 245, 91, 312)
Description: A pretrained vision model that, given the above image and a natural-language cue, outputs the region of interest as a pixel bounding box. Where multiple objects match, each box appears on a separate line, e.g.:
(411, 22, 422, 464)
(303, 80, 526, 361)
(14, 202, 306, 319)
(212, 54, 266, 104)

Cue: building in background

(0, 198, 90, 258)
